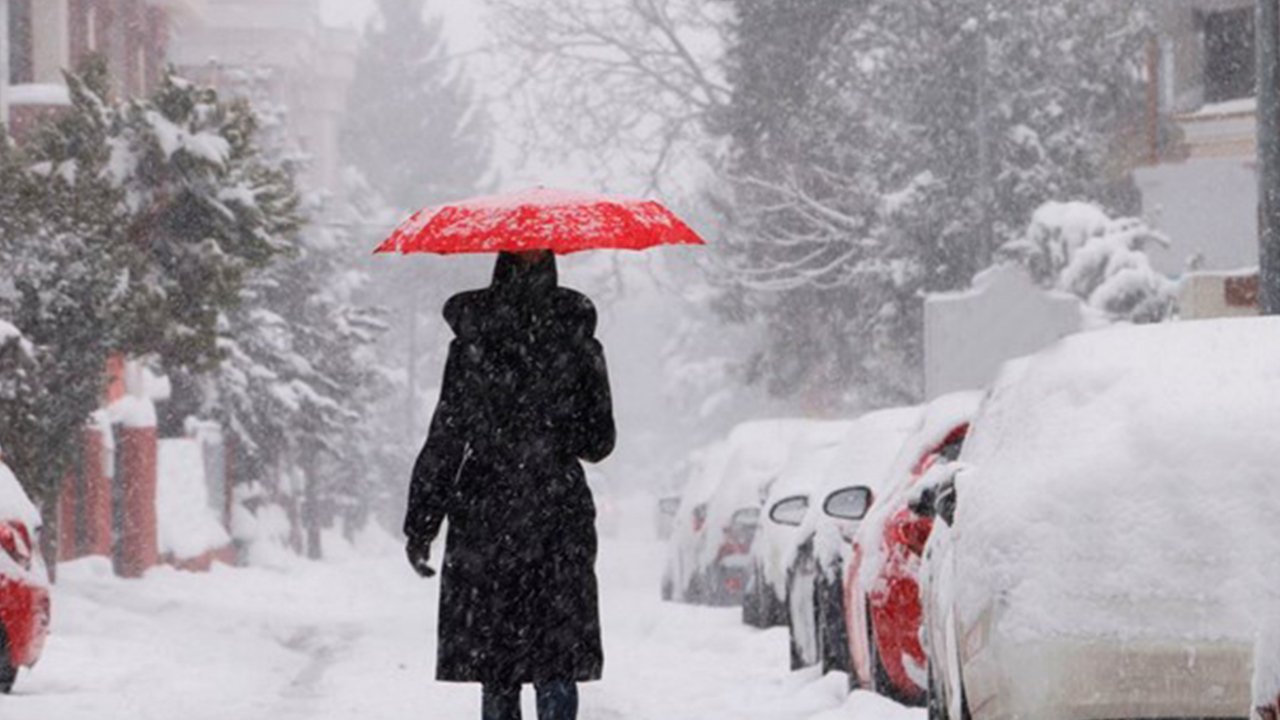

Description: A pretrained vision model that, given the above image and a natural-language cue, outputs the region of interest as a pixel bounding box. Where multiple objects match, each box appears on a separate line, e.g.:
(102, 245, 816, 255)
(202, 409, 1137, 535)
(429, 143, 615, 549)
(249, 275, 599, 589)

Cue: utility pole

(1259, 0, 1280, 314)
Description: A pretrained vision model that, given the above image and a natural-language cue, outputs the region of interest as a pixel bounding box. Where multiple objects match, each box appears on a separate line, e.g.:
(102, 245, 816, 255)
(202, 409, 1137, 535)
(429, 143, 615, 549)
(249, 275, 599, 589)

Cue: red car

(842, 393, 978, 706)
(0, 463, 51, 694)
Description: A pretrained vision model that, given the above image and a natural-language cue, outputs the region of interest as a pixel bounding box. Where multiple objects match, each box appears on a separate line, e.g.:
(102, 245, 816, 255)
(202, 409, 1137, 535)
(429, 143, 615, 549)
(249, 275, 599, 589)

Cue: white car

(747, 421, 855, 628)
(920, 318, 1280, 720)
(662, 440, 732, 603)
(784, 406, 921, 671)
(693, 419, 811, 606)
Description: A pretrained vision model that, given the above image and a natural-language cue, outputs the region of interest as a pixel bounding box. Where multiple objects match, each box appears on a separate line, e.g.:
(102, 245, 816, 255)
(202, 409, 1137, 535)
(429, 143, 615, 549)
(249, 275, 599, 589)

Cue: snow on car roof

(711, 419, 822, 510)
(817, 406, 923, 501)
(0, 463, 41, 528)
(765, 420, 859, 504)
(956, 317, 1280, 643)
(679, 440, 733, 509)
(801, 406, 923, 566)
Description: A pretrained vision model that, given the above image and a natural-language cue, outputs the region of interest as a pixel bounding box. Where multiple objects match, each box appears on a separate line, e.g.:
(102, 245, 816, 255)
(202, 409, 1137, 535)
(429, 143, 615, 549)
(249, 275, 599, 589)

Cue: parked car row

(663, 317, 1280, 720)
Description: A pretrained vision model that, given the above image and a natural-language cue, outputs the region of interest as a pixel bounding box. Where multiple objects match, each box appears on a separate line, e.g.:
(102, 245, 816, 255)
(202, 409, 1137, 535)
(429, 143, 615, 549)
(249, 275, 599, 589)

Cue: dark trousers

(482, 682, 578, 720)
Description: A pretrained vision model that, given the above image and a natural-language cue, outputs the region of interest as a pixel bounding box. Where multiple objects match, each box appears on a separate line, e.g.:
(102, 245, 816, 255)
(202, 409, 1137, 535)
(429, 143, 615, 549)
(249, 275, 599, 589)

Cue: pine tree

(340, 0, 495, 511)
(341, 0, 492, 210)
(111, 73, 296, 379)
(0, 64, 123, 558)
(184, 68, 391, 558)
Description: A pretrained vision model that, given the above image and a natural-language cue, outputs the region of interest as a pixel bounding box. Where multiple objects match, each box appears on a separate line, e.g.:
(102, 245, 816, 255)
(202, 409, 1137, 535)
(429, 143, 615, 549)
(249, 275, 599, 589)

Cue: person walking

(403, 249, 616, 720)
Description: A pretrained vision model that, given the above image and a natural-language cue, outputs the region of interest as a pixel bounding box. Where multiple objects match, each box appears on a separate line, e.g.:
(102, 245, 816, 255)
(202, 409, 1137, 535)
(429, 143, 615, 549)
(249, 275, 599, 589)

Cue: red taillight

(0, 522, 32, 571)
(891, 510, 933, 557)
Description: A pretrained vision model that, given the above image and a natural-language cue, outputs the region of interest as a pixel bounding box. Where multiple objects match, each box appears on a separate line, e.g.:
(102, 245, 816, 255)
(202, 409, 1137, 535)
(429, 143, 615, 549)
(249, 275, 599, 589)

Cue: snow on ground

(0, 521, 920, 720)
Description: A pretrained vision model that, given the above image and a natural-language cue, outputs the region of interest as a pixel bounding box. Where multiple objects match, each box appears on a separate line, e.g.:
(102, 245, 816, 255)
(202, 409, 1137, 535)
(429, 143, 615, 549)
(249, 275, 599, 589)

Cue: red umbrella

(374, 187, 705, 255)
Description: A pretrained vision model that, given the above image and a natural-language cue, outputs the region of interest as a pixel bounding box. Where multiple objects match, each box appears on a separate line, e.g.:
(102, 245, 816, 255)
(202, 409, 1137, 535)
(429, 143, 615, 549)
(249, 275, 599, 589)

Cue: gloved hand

(406, 540, 436, 578)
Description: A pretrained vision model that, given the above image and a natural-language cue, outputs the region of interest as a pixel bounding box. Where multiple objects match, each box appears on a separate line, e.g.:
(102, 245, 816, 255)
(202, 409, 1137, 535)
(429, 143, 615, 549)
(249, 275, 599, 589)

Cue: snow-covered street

(0, 528, 919, 720)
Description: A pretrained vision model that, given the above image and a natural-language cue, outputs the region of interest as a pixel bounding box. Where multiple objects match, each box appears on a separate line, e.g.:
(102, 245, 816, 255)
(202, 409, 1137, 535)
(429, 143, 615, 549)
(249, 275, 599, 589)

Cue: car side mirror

(768, 495, 809, 527)
(823, 486, 874, 521)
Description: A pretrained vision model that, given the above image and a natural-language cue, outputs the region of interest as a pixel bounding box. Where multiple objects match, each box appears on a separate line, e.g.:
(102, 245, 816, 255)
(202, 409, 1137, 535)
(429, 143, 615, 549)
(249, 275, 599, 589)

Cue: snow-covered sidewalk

(0, 531, 920, 720)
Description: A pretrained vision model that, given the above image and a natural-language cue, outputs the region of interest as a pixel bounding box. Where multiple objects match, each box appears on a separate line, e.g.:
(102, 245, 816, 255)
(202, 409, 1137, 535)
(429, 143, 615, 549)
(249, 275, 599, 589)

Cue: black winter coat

(404, 253, 616, 685)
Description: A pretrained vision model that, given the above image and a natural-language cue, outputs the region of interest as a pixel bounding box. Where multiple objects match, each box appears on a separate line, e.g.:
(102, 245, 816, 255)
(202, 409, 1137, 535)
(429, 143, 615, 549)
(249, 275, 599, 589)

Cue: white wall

(924, 264, 1084, 400)
(1137, 157, 1259, 274)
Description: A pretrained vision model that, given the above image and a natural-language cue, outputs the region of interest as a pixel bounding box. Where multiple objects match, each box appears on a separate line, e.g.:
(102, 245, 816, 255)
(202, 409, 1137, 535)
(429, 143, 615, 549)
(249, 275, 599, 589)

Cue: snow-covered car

(783, 406, 921, 672)
(838, 392, 980, 704)
(655, 495, 681, 541)
(745, 421, 855, 629)
(692, 419, 811, 607)
(662, 440, 732, 603)
(920, 319, 1280, 720)
(0, 461, 51, 694)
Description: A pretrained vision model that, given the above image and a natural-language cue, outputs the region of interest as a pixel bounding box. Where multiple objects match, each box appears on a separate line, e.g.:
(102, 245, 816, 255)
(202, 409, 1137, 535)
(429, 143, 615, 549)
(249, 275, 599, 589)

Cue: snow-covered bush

(1000, 201, 1175, 323)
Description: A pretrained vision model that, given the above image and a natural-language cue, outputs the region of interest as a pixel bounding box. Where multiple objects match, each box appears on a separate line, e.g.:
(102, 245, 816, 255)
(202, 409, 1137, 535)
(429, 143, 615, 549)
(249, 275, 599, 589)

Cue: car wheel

(687, 570, 707, 604)
(786, 566, 809, 670)
(742, 565, 768, 627)
(927, 662, 948, 720)
(817, 567, 850, 674)
(766, 580, 788, 626)
(0, 627, 16, 695)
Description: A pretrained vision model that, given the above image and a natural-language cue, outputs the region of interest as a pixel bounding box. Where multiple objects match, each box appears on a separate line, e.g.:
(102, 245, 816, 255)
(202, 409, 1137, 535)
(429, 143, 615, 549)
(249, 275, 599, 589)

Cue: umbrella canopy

(374, 187, 705, 255)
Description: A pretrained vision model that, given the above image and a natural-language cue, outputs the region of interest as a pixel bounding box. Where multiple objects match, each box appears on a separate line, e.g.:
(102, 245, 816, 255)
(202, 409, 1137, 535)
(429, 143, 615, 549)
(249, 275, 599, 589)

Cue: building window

(1203, 7, 1256, 103)
(9, 0, 34, 84)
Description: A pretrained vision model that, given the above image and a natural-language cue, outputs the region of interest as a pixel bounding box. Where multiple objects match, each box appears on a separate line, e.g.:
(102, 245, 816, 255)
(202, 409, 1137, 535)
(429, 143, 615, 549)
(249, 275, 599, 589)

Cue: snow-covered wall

(923, 265, 1083, 400)
(157, 439, 231, 561)
(1136, 157, 1258, 275)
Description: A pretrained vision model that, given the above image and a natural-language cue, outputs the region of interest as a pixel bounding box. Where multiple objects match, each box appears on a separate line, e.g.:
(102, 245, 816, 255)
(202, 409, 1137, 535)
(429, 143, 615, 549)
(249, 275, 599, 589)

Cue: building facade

(1138, 0, 1262, 276)
(167, 0, 358, 193)
(2, 0, 203, 138)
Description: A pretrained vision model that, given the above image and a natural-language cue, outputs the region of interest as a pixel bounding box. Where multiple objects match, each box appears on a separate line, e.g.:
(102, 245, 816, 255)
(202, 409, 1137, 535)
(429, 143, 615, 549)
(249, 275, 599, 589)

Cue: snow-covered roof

(956, 317, 1280, 643)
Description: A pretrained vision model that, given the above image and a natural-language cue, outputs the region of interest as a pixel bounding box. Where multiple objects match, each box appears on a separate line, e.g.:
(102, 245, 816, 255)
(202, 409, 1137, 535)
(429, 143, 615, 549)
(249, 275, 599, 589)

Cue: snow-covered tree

(341, 0, 492, 210)
(177, 68, 392, 559)
(712, 0, 1151, 409)
(110, 72, 296, 377)
(0, 65, 123, 560)
(1001, 201, 1175, 323)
